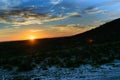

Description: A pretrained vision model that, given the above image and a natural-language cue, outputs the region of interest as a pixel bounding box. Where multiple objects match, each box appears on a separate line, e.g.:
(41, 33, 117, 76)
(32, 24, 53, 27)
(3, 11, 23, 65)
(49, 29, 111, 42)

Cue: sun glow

(28, 35, 36, 41)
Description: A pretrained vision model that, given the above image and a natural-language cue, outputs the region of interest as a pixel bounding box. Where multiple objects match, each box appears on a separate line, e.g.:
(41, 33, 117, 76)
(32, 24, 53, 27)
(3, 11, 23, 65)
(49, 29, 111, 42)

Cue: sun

(28, 35, 36, 41)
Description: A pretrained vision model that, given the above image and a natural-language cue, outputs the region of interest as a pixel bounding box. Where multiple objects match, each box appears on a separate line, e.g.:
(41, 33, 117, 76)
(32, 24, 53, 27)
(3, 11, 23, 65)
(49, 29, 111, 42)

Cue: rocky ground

(0, 60, 120, 80)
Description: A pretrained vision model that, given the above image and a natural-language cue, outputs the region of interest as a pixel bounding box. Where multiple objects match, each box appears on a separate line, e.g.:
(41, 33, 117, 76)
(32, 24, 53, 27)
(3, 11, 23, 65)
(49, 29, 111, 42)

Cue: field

(0, 40, 120, 80)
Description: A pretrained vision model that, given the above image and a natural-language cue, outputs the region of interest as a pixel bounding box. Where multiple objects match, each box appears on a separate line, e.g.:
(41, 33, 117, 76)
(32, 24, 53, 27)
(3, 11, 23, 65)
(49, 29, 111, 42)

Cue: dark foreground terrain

(0, 18, 120, 80)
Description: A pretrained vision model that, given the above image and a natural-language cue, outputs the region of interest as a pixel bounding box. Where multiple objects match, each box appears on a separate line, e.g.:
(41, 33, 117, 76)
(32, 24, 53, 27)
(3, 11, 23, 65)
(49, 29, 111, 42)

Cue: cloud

(44, 25, 95, 37)
(84, 0, 120, 15)
(67, 12, 81, 17)
(85, 7, 107, 14)
(50, 0, 63, 5)
(29, 29, 43, 33)
(0, 5, 82, 26)
(0, 1, 83, 28)
(0, 8, 59, 26)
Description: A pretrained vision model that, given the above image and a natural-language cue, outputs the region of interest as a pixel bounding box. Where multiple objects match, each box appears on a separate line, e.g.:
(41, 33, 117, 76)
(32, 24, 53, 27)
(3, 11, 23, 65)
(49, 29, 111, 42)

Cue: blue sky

(0, 0, 120, 41)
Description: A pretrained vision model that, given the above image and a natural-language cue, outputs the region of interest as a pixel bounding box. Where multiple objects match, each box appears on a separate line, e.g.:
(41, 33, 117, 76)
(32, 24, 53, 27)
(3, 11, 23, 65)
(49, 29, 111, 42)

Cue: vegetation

(0, 41, 120, 71)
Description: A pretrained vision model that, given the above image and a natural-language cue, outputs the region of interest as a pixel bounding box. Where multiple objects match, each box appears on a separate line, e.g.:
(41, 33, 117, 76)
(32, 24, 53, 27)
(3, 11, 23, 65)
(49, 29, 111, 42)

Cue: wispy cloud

(50, 0, 63, 5)
(29, 29, 43, 33)
(85, 7, 107, 14)
(44, 24, 95, 37)
(84, 0, 120, 15)
(66, 12, 81, 17)
(0, 6, 82, 26)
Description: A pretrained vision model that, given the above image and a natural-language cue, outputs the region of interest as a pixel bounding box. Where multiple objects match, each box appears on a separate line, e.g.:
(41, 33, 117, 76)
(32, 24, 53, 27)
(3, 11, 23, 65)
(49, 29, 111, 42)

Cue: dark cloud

(0, 5, 83, 26)
(0, 7, 62, 25)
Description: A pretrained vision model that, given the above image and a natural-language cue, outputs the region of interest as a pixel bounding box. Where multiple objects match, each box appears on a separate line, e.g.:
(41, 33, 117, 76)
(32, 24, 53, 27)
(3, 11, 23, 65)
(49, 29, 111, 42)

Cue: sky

(0, 0, 120, 42)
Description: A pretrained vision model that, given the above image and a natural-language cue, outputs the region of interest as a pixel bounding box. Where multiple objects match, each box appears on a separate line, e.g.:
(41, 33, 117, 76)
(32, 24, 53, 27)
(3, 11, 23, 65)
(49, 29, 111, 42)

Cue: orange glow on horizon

(0, 26, 91, 42)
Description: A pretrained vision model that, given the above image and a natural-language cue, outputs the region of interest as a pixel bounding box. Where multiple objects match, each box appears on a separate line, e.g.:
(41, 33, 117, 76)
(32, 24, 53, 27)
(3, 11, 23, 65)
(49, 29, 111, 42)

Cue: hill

(72, 18, 120, 43)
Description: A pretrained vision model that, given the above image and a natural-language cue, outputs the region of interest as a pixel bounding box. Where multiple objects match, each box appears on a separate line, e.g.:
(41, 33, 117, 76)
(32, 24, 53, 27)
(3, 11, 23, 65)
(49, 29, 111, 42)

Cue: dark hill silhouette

(72, 18, 120, 43)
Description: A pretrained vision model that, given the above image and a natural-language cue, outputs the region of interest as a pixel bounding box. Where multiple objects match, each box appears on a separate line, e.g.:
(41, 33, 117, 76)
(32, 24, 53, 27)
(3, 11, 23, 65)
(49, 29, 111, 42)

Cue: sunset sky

(0, 0, 120, 42)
